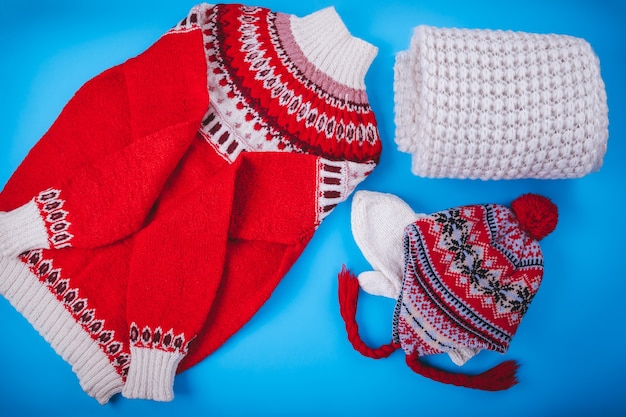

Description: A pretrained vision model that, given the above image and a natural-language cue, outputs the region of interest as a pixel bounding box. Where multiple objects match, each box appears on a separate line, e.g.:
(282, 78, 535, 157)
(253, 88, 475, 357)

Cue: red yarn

(338, 266, 519, 390)
(510, 193, 558, 241)
(405, 352, 519, 391)
(338, 266, 400, 359)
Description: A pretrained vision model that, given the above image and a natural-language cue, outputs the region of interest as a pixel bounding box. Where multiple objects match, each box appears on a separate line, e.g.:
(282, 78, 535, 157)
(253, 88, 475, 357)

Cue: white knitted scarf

(394, 26, 608, 180)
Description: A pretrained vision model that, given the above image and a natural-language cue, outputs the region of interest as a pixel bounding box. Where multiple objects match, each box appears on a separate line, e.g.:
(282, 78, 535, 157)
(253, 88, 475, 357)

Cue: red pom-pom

(510, 193, 558, 241)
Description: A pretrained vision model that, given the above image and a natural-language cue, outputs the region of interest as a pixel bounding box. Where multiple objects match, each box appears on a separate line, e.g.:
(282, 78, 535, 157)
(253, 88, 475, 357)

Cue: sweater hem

(0, 255, 124, 404)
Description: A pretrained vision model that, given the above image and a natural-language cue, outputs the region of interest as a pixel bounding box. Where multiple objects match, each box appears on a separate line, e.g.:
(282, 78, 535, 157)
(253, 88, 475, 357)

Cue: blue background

(1, 1, 625, 416)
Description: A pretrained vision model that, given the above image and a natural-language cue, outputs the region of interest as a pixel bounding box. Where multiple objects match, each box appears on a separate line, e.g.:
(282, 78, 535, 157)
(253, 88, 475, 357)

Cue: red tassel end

(405, 352, 519, 391)
(338, 265, 399, 359)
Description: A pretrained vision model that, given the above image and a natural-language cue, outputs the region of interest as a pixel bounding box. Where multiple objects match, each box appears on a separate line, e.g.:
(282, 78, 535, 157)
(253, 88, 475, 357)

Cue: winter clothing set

(336, 22, 607, 391)
(0, 2, 608, 401)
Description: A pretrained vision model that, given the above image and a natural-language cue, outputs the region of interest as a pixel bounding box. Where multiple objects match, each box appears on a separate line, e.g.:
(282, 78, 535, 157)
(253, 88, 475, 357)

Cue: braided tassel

(405, 351, 519, 391)
(338, 266, 400, 359)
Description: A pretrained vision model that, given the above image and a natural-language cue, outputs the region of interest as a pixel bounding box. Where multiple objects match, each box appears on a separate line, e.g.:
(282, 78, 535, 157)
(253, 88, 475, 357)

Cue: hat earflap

(338, 266, 519, 391)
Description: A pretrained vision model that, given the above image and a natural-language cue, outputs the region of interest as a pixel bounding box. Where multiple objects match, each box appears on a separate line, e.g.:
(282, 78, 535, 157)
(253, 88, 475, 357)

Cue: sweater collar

(288, 7, 378, 91)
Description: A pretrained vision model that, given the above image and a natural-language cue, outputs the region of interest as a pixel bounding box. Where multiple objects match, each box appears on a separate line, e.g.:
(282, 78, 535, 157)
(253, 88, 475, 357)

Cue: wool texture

(394, 25, 608, 179)
(393, 195, 557, 360)
(338, 191, 558, 390)
(350, 190, 421, 299)
(0, 3, 381, 403)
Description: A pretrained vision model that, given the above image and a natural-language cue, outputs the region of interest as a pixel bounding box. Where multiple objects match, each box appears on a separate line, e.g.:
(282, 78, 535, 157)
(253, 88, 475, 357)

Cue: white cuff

(0, 200, 49, 257)
(122, 346, 185, 401)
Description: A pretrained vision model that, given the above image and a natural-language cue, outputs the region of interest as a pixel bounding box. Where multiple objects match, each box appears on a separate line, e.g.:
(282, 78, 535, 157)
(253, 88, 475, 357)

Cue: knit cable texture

(394, 26, 609, 179)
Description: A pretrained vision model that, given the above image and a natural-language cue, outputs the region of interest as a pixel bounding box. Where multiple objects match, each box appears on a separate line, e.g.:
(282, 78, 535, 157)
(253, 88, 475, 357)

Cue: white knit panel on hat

(394, 26, 609, 180)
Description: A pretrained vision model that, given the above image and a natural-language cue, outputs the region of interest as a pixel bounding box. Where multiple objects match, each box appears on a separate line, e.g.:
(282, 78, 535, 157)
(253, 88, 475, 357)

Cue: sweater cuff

(122, 347, 185, 401)
(0, 200, 50, 257)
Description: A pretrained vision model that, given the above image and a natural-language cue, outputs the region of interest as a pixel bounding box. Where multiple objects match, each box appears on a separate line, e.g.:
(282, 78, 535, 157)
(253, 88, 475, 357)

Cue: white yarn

(394, 26, 609, 180)
(122, 347, 184, 401)
(0, 200, 50, 257)
(351, 190, 420, 299)
(290, 7, 378, 90)
(0, 256, 124, 403)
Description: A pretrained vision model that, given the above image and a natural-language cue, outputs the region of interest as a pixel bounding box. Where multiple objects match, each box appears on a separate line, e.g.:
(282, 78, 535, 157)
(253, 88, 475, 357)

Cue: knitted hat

(339, 191, 558, 390)
(0, 3, 380, 403)
(394, 25, 608, 179)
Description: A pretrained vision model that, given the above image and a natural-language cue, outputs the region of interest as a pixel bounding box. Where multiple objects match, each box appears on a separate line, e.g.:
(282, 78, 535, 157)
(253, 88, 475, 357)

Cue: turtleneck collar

(287, 7, 378, 91)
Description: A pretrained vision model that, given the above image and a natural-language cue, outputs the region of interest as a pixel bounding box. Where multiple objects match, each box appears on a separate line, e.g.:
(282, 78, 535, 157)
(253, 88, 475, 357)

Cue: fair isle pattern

(167, 5, 202, 33)
(197, 4, 380, 163)
(316, 158, 375, 224)
(20, 249, 130, 378)
(485, 204, 543, 268)
(393, 204, 545, 357)
(162, 3, 380, 223)
(391, 231, 463, 357)
(431, 206, 541, 319)
(191, 4, 380, 220)
(36, 188, 73, 249)
(129, 323, 190, 355)
(392, 228, 490, 357)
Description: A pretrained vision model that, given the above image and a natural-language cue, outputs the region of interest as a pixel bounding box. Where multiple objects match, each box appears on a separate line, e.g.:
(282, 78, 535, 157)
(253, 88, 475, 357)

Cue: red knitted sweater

(0, 3, 380, 403)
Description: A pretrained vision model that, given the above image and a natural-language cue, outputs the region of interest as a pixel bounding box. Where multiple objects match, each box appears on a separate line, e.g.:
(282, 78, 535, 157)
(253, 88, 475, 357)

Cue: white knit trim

(167, 3, 214, 33)
(0, 256, 123, 404)
(316, 159, 376, 224)
(448, 347, 481, 366)
(290, 7, 378, 90)
(394, 26, 609, 179)
(122, 347, 185, 401)
(0, 200, 49, 257)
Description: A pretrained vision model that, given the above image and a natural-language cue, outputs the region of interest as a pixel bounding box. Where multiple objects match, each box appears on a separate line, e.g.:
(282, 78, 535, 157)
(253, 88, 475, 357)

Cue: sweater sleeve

(121, 150, 324, 399)
(121, 155, 240, 401)
(0, 23, 209, 257)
